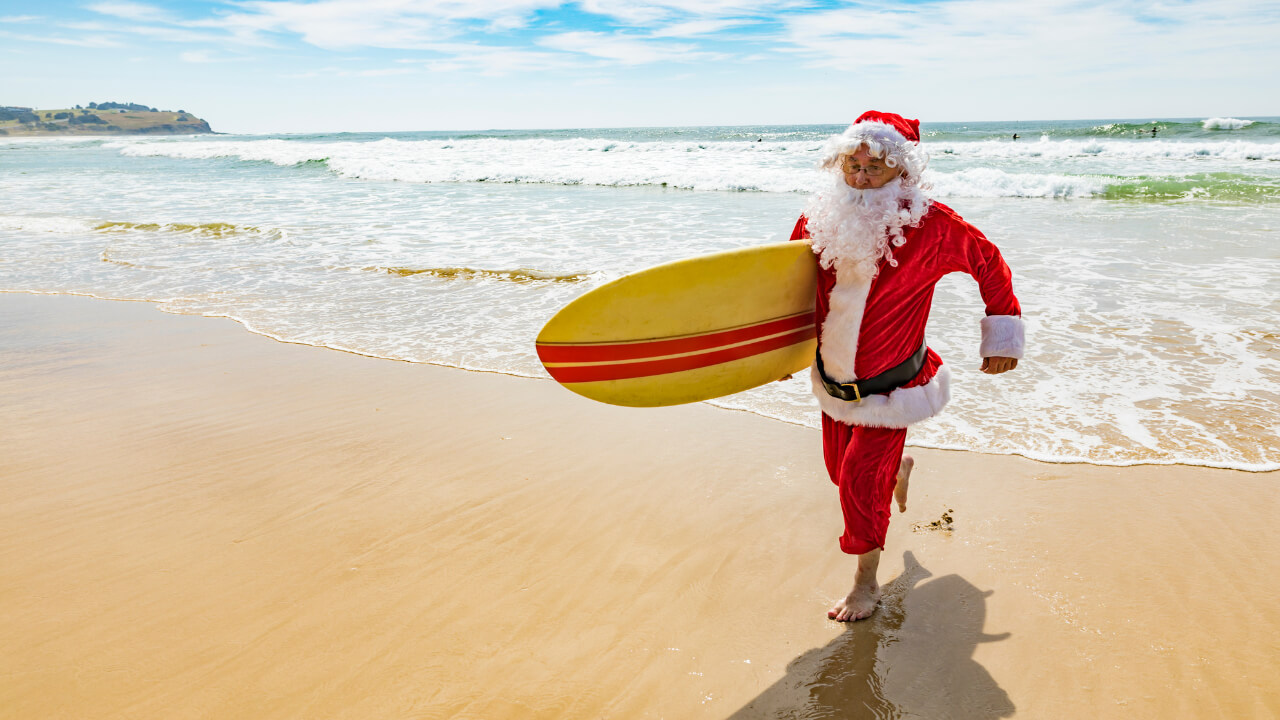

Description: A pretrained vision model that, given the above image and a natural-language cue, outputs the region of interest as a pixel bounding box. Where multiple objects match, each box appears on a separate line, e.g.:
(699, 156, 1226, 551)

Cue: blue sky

(2, 0, 1276, 132)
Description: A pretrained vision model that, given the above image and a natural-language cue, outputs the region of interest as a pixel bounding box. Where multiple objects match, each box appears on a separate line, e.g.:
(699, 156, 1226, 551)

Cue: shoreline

(2, 292, 1278, 718)
(8, 289, 1273, 474)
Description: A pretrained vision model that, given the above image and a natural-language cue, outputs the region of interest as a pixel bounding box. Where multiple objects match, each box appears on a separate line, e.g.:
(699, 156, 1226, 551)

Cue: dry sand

(2, 292, 1277, 719)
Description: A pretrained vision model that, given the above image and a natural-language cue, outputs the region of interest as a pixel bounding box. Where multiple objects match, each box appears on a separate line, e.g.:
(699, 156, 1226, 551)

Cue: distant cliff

(0, 102, 213, 136)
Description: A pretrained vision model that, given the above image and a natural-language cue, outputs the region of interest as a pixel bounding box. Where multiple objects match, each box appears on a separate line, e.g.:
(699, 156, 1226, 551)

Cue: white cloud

(347, 66, 418, 76)
(194, 0, 564, 50)
(575, 0, 671, 24)
(0, 29, 123, 47)
(577, 0, 786, 25)
(0, 15, 43, 23)
(81, 0, 791, 52)
(411, 42, 578, 75)
(279, 64, 419, 78)
(208, 1, 444, 49)
(179, 49, 253, 63)
(777, 0, 1277, 78)
(539, 30, 703, 64)
(85, 2, 175, 23)
(648, 18, 753, 37)
(69, 0, 787, 69)
(120, 22, 248, 45)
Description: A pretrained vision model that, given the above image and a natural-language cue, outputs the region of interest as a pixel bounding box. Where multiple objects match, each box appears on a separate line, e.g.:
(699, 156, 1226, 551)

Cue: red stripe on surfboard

(536, 312, 814, 364)
(543, 326, 816, 384)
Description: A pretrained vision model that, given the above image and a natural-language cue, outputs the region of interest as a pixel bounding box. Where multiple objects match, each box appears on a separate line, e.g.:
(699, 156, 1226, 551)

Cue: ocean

(2, 117, 1278, 471)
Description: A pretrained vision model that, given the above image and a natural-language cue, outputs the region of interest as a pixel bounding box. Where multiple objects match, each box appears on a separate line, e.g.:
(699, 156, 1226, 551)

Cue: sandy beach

(2, 292, 1277, 719)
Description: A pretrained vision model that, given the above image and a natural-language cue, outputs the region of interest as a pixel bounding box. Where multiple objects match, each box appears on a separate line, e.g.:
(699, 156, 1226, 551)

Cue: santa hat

(819, 110, 928, 181)
(854, 110, 920, 142)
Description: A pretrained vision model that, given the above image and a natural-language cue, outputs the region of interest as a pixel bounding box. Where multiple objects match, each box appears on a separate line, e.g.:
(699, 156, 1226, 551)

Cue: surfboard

(536, 241, 818, 407)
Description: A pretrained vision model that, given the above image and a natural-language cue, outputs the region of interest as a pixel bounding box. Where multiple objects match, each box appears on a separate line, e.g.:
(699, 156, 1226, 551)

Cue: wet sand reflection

(728, 552, 1014, 719)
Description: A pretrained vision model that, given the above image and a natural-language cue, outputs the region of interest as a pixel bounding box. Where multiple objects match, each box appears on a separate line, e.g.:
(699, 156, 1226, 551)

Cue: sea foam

(929, 137, 1279, 162)
(111, 137, 817, 193)
(928, 168, 1106, 199)
(109, 135, 1280, 199)
(0, 214, 97, 234)
(1202, 117, 1255, 130)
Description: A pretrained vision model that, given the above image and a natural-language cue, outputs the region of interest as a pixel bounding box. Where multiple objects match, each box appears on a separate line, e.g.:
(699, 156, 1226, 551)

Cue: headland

(0, 101, 212, 136)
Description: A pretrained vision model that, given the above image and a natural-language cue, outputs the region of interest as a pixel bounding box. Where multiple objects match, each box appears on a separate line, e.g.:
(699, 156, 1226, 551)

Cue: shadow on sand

(727, 552, 1014, 719)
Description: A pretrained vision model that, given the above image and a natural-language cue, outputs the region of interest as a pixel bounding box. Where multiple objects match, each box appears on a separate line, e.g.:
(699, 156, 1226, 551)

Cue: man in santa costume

(790, 111, 1024, 621)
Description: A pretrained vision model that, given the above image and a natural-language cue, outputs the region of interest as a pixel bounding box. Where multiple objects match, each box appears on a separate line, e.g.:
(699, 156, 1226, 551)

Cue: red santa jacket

(791, 202, 1024, 428)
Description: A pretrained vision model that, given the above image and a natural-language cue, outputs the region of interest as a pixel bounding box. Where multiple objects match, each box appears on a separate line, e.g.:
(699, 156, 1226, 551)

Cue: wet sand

(2, 292, 1278, 719)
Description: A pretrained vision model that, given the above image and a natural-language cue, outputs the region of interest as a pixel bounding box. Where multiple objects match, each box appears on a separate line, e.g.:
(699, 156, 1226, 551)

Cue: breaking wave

(1033, 119, 1275, 139)
(106, 135, 1280, 201)
(1202, 117, 1256, 130)
(1102, 173, 1280, 201)
(928, 168, 1107, 199)
(928, 138, 1280, 162)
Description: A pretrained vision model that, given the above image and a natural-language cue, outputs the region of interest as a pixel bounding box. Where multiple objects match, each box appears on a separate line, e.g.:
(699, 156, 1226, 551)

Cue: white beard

(804, 175, 931, 281)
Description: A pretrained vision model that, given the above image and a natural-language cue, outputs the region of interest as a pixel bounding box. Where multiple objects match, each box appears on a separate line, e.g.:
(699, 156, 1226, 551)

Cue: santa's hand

(981, 356, 1018, 374)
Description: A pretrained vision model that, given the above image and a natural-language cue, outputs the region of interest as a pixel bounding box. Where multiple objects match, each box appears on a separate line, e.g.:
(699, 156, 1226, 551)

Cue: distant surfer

(788, 111, 1024, 621)
(1012, 133, 1019, 141)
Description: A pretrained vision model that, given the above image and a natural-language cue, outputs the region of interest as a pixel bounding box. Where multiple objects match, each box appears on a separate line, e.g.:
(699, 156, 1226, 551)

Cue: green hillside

(0, 102, 213, 136)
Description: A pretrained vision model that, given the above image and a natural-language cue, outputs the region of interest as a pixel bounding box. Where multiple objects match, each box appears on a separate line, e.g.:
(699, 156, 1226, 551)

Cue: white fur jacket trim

(811, 363, 952, 428)
(979, 315, 1025, 359)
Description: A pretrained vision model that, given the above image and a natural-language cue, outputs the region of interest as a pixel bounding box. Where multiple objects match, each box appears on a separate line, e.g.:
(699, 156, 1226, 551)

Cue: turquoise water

(2, 117, 1278, 470)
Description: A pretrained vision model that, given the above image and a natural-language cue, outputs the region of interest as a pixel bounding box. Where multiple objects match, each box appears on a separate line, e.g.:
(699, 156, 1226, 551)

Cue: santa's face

(839, 146, 903, 190)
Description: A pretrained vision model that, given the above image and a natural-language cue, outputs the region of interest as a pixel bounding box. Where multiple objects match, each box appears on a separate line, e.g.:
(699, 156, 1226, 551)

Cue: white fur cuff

(811, 364, 951, 428)
(979, 315, 1025, 359)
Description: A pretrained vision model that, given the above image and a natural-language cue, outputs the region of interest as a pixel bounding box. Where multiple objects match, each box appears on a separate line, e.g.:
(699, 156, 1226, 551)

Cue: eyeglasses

(840, 159, 890, 176)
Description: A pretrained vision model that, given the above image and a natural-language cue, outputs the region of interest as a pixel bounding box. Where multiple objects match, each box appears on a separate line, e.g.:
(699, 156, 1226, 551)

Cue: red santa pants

(821, 414, 908, 555)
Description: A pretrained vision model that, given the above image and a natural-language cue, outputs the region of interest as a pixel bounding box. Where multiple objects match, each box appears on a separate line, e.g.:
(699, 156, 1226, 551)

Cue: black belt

(816, 341, 928, 402)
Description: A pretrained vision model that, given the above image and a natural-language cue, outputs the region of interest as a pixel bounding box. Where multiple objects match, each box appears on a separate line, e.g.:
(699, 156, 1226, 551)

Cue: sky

(2, 0, 1277, 133)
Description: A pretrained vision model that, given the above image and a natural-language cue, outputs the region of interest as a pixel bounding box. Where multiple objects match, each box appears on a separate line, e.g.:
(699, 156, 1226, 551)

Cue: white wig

(818, 120, 930, 186)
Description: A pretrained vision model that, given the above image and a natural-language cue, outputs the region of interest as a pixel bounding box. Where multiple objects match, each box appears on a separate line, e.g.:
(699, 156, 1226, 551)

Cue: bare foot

(828, 582, 881, 621)
(894, 454, 914, 513)
(827, 548, 883, 622)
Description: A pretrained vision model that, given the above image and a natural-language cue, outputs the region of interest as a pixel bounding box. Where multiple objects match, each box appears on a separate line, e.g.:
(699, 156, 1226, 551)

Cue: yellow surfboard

(536, 241, 818, 407)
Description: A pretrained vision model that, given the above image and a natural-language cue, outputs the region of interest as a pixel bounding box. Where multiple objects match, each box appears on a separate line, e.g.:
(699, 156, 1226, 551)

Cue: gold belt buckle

(842, 382, 862, 402)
